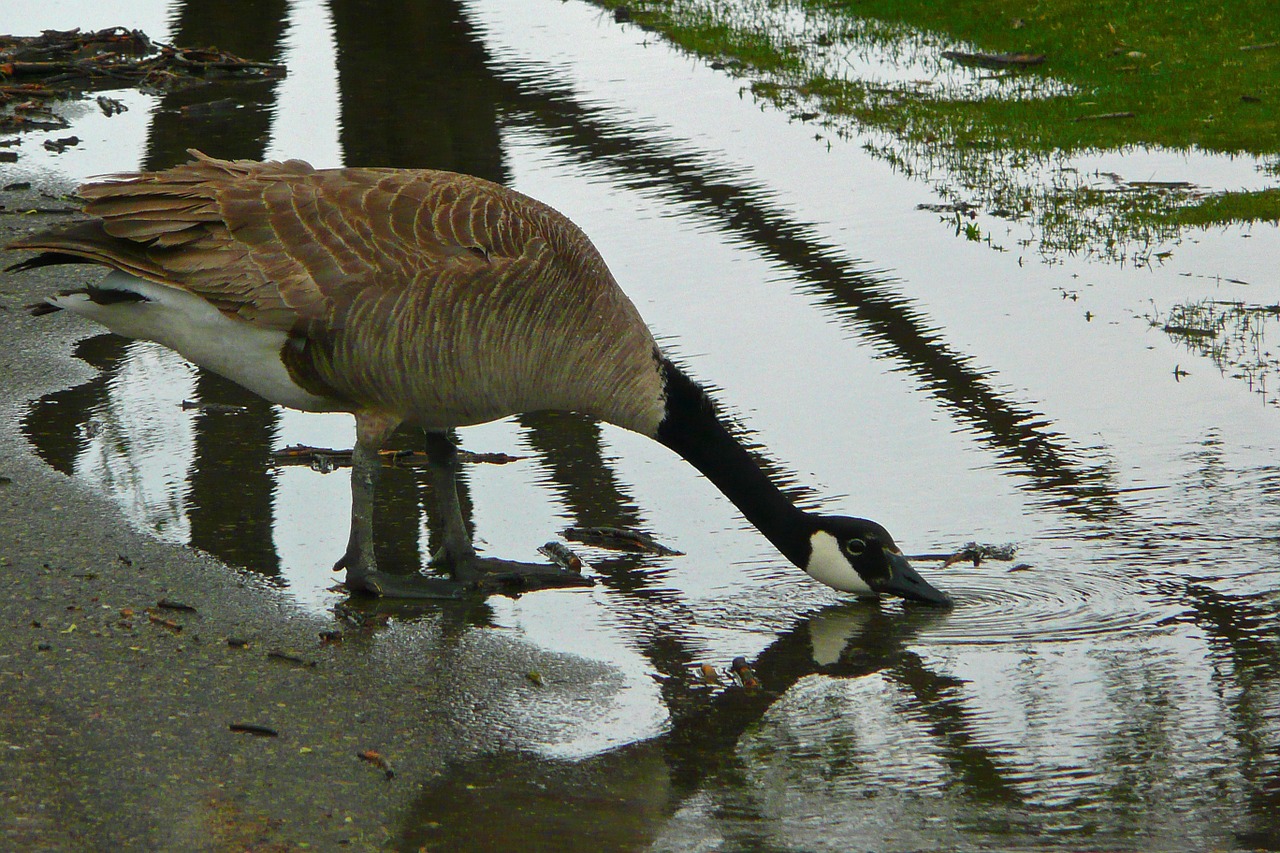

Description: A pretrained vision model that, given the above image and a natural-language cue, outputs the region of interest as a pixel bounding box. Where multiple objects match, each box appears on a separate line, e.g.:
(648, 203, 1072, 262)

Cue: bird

(6, 151, 950, 606)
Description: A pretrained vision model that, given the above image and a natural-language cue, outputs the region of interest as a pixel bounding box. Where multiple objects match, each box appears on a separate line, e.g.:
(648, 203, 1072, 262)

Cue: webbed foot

(454, 555, 595, 596)
(337, 549, 591, 599)
(347, 569, 468, 599)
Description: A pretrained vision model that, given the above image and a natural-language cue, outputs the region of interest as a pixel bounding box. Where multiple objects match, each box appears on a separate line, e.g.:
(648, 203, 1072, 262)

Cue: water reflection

(602, 0, 1276, 266)
(400, 602, 956, 850)
(155, 2, 290, 570)
(329, 0, 505, 176)
(144, 0, 290, 168)
(485, 60, 1128, 521)
(24, 334, 126, 478)
(10, 0, 1280, 849)
(1156, 299, 1280, 410)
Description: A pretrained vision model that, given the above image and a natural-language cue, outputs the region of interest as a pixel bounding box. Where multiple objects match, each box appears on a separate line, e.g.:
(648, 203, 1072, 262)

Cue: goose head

(804, 517, 951, 606)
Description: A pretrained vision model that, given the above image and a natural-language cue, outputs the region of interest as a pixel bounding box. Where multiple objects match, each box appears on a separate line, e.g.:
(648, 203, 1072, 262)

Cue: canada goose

(7, 151, 950, 606)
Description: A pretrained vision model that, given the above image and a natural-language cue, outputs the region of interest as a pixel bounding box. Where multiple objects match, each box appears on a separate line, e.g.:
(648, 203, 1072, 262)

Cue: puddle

(1151, 300, 1280, 408)
(618, 0, 1279, 268)
(5, 0, 1280, 849)
(643, 0, 1074, 101)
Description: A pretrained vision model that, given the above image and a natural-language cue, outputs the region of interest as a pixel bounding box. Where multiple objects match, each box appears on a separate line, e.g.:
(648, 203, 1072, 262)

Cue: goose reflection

(394, 600, 997, 850)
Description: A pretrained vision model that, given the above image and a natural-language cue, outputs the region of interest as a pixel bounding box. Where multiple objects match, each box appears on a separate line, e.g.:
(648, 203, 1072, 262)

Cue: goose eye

(842, 538, 867, 557)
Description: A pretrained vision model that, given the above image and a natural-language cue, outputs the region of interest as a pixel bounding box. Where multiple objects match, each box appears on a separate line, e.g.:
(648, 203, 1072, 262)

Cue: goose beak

(873, 551, 952, 607)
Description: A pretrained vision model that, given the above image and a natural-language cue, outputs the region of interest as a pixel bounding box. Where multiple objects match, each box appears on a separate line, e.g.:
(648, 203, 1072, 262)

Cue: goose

(6, 151, 950, 606)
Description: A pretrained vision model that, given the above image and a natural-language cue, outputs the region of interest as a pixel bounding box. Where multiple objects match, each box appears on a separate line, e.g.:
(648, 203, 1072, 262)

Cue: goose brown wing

(12, 151, 666, 433)
(65, 151, 311, 329)
(14, 151, 539, 333)
(211, 155, 559, 338)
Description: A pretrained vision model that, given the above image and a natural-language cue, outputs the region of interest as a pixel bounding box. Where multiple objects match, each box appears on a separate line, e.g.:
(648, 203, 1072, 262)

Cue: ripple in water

(909, 563, 1176, 646)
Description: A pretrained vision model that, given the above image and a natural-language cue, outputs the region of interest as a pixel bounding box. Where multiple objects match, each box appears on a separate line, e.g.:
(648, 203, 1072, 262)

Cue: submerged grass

(595, 0, 1280, 261)
(1169, 188, 1280, 226)
(1148, 299, 1280, 408)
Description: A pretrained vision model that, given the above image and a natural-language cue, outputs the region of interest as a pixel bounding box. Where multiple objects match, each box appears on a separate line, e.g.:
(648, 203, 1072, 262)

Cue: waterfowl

(6, 151, 950, 606)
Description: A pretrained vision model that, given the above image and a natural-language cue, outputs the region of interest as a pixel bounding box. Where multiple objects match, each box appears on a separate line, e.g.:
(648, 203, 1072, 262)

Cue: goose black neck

(655, 359, 812, 566)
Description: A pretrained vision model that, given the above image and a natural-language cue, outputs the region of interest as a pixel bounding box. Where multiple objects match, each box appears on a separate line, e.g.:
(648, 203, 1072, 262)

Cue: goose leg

(424, 431, 593, 594)
(336, 412, 461, 599)
(424, 431, 479, 567)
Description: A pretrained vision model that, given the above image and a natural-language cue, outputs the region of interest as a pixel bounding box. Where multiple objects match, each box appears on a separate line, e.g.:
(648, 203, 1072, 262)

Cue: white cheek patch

(805, 530, 877, 596)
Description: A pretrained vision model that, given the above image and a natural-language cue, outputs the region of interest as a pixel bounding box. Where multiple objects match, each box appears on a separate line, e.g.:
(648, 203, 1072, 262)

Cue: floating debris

(0, 27, 285, 157)
(563, 526, 683, 555)
(180, 400, 249, 415)
(694, 663, 723, 686)
(1128, 180, 1194, 190)
(0, 27, 283, 91)
(730, 656, 760, 689)
(312, 453, 340, 475)
(41, 135, 77, 153)
(940, 50, 1045, 69)
(95, 95, 125, 116)
(910, 542, 1019, 567)
(455, 450, 527, 465)
(155, 598, 196, 613)
(1074, 111, 1137, 122)
(272, 443, 527, 470)
(916, 200, 979, 217)
(179, 97, 238, 119)
(537, 541, 584, 573)
(1163, 324, 1217, 339)
(943, 542, 1018, 567)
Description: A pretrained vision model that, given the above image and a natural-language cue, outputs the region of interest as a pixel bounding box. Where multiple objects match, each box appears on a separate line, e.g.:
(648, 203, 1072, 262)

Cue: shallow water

(5, 0, 1280, 849)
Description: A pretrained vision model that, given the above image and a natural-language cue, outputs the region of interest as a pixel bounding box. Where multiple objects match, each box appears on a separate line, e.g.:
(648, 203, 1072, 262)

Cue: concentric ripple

(909, 564, 1177, 646)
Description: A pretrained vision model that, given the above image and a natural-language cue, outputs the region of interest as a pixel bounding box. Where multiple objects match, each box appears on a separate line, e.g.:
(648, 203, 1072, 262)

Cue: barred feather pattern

(10, 151, 668, 435)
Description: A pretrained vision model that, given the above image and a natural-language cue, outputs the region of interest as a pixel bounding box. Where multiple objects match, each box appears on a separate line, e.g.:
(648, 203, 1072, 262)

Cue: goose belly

(51, 270, 342, 413)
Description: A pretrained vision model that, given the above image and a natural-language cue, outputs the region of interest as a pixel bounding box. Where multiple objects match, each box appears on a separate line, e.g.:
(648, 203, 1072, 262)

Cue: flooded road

(4, 0, 1280, 849)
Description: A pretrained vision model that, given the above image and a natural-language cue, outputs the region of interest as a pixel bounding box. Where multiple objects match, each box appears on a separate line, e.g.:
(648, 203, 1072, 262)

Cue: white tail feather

(54, 270, 342, 413)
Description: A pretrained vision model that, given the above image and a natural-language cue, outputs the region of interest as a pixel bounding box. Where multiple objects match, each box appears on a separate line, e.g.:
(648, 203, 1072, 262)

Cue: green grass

(614, 0, 1280, 153)
(1170, 188, 1280, 225)
(596, 0, 1280, 261)
(816, 0, 1280, 154)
